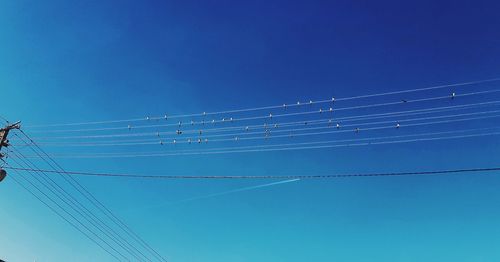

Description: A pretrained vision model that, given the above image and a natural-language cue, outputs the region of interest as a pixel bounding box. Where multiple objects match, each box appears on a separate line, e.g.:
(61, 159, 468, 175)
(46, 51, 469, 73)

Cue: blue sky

(1, 0, 500, 261)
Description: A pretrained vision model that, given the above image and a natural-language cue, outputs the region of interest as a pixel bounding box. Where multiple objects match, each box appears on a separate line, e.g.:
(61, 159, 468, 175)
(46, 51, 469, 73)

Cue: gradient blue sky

(2, 0, 500, 261)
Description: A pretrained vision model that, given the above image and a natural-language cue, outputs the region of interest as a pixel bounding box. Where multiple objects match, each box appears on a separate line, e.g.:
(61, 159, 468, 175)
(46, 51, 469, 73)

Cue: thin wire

(13, 114, 500, 151)
(6, 167, 123, 261)
(8, 156, 135, 261)
(4, 165, 500, 180)
(100, 131, 500, 158)
(27, 91, 465, 133)
(11, 115, 500, 160)
(23, 110, 500, 147)
(337, 78, 500, 101)
(4, 116, 137, 260)
(25, 78, 500, 128)
(11, 127, 500, 159)
(26, 99, 500, 136)
(0, 115, 9, 124)
(15, 131, 167, 262)
(31, 126, 496, 157)
(16, 129, 168, 262)
(22, 100, 500, 142)
(10, 147, 150, 261)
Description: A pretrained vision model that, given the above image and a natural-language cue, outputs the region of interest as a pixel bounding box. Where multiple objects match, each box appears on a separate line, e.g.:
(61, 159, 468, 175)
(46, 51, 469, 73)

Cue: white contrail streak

(173, 179, 300, 203)
(131, 179, 300, 211)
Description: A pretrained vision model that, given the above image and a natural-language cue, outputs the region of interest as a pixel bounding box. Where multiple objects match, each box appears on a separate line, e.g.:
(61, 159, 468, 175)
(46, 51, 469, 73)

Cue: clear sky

(1, 0, 500, 261)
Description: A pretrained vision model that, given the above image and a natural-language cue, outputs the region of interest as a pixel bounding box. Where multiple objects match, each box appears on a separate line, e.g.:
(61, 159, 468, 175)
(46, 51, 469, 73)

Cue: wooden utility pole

(0, 121, 20, 152)
(0, 121, 21, 182)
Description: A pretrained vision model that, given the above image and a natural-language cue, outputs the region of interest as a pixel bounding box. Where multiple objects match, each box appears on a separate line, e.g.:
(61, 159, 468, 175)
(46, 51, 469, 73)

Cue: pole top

(1, 121, 21, 131)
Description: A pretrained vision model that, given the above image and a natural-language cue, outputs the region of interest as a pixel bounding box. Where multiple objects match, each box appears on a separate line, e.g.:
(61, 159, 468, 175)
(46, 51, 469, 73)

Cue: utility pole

(0, 121, 21, 182)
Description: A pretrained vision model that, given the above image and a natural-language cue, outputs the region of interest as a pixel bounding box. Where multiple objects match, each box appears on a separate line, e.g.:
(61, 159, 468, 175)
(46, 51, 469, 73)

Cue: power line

(10, 127, 500, 159)
(4, 165, 500, 180)
(8, 156, 134, 261)
(19, 101, 500, 143)
(13, 131, 167, 261)
(12, 113, 500, 153)
(7, 169, 123, 261)
(0, 115, 9, 124)
(5, 166, 124, 261)
(22, 109, 500, 147)
(2, 117, 156, 261)
(22, 98, 500, 141)
(7, 79, 499, 259)
(24, 78, 500, 128)
(10, 148, 151, 261)
(22, 126, 494, 157)
(15, 130, 168, 262)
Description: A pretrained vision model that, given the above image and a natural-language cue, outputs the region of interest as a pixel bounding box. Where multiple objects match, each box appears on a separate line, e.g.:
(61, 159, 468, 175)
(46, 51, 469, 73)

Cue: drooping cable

(4, 165, 500, 180)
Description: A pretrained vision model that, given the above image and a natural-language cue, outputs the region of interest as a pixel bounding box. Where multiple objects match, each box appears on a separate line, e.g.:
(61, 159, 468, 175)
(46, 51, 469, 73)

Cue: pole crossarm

(0, 121, 21, 154)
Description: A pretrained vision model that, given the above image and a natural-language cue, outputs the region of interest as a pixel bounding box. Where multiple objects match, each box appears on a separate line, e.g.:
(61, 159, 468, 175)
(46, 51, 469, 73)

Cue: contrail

(177, 178, 301, 203)
(131, 179, 300, 212)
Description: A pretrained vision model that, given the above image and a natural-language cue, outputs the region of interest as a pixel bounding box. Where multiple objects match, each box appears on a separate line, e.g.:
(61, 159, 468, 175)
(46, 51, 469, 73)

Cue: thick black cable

(4, 166, 500, 180)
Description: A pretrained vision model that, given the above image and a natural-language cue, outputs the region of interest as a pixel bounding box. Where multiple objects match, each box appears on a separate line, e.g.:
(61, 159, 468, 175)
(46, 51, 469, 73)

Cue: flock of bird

(6, 78, 500, 159)
(3, 78, 500, 262)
